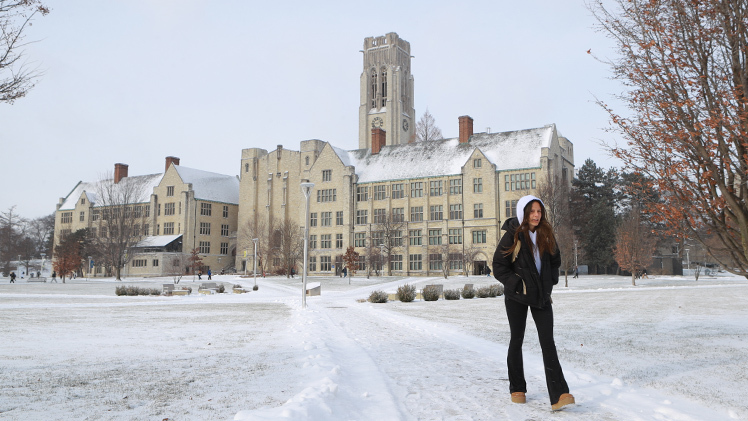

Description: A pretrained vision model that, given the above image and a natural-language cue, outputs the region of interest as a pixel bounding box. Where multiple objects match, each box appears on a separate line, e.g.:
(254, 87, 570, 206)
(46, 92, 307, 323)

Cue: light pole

(685, 248, 690, 272)
(379, 243, 385, 277)
(18, 255, 21, 277)
(40, 253, 46, 276)
(301, 182, 315, 309)
(87, 256, 92, 281)
(252, 238, 258, 287)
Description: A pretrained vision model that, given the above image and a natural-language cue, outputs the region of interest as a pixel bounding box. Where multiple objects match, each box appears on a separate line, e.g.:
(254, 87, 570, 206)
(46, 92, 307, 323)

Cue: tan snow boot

(551, 393, 575, 411)
(511, 392, 526, 404)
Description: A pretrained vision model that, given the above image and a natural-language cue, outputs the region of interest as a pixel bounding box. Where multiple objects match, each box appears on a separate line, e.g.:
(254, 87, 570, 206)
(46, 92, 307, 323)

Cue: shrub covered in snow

(252, 285, 258, 291)
(422, 285, 440, 301)
(396, 284, 416, 302)
(115, 286, 161, 296)
(461, 285, 476, 299)
(491, 283, 504, 296)
(476, 286, 492, 298)
(368, 290, 388, 303)
(443, 289, 461, 300)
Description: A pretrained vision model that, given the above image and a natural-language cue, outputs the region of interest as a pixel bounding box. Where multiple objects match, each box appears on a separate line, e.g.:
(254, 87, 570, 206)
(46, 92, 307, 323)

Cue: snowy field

(0, 272, 746, 421)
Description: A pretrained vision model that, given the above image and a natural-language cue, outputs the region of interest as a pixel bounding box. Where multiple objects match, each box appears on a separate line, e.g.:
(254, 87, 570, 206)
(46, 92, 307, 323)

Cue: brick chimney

(114, 163, 129, 183)
(371, 128, 386, 154)
(165, 156, 180, 172)
(459, 115, 474, 144)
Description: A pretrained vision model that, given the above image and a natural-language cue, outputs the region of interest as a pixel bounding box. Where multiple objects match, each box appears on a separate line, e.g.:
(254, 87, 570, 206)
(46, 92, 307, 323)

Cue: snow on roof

(342, 125, 554, 183)
(174, 166, 239, 204)
(134, 234, 182, 248)
(58, 174, 163, 210)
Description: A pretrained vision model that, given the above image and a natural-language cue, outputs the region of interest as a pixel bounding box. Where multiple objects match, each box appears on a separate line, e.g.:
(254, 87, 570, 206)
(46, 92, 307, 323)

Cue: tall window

(373, 209, 386, 223)
(321, 234, 332, 249)
(449, 228, 462, 244)
(505, 200, 518, 218)
(410, 206, 423, 221)
(354, 232, 366, 247)
(391, 183, 404, 199)
(220, 242, 229, 255)
(380, 68, 387, 107)
(430, 180, 443, 196)
(166, 186, 175, 196)
(221, 224, 229, 236)
(199, 241, 210, 254)
(336, 211, 344, 225)
(390, 255, 402, 271)
(336, 233, 343, 248)
(201, 202, 212, 216)
(474, 203, 483, 218)
(473, 158, 482, 168)
(430, 205, 443, 220)
(370, 69, 377, 109)
(409, 229, 422, 246)
(429, 254, 443, 270)
(505, 172, 536, 191)
(223, 205, 229, 218)
(61, 212, 72, 224)
(200, 222, 211, 235)
(321, 211, 332, 226)
(79, 211, 85, 222)
(392, 230, 403, 247)
(164, 222, 175, 235)
(473, 178, 483, 193)
(309, 235, 317, 249)
(374, 185, 387, 200)
(409, 254, 422, 271)
(429, 229, 442, 245)
(410, 182, 423, 197)
(392, 207, 404, 222)
(309, 256, 317, 271)
(310, 213, 317, 227)
(449, 179, 462, 195)
(164, 203, 175, 216)
(473, 230, 487, 244)
(356, 186, 369, 202)
(449, 204, 463, 220)
(356, 210, 368, 225)
(322, 170, 332, 182)
(321, 256, 332, 271)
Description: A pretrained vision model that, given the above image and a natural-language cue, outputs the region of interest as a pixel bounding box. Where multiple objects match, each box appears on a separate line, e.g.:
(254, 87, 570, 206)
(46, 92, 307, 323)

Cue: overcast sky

(1, 0, 626, 220)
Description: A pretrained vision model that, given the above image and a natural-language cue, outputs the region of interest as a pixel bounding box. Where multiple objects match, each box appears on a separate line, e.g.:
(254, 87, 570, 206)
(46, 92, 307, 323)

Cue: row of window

(353, 204, 484, 224)
(65, 201, 229, 223)
(355, 179, 485, 201)
(132, 259, 159, 268)
(197, 241, 230, 255)
(311, 229, 488, 250)
(305, 254, 464, 272)
(198, 223, 231, 236)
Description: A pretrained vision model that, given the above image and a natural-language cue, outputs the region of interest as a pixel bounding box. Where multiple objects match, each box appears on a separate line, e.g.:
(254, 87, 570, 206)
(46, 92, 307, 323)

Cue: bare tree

(90, 172, 150, 280)
(374, 211, 407, 276)
(538, 171, 576, 284)
(239, 218, 269, 276)
(0, 206, 26, 274)
(0, 0, 49, 104)
(591, 0, 748, 277)
(459, 245, 482, 277)
(415, 108, 443, 142)
(24, 213, 54, 257)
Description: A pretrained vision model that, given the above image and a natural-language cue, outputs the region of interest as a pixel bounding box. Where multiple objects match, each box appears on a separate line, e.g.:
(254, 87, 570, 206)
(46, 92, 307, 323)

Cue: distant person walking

(342, 267, 347, 278)
(207, 269, 212, 280)
(198, 270, 202, 280)
(573, 266, 578, 279)
(492, 195, 574, 411)
(485, 266, 491, 277)
(10, 272, 16, 283)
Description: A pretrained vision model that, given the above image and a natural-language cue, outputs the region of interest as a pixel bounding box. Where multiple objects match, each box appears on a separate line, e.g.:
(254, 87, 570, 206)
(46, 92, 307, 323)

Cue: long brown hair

(503, 199, 557, 258)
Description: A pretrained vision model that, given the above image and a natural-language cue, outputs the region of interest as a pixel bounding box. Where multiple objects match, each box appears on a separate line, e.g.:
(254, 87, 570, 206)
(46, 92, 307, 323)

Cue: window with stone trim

(473, 178, 483, 193)
(309, 256, 317, 272)
(390, 254, 402, 271)
(373, 185, 387, 200)
(373, 209, 386, 223)
(410, 206, 423, 221)
(166, 186, 175, 196)
(321, 212, 332, 227)
(474, 203, 483, 218)
(409, 229, 422, 246)
(317, 189, 337, 202)
(199, 222, 210, 235)
(356, 210, 368, 225)
(449, 204, 462, 220)
(221, 224, 229, 236)
(220, 242, 229, 255)
(309, 234, 317, 249)
(164, 222, 175, 235)
(429, 180, 443, 196)
(505, 200, 518, 218)
(320, 256, 331, 271)
(61, 212, 72, 224)
(310, 212, 317, 227)
(410, 182, 423, 198)
(356, 186, 369, 202)
(392, 207, 404, 222)
(409, 254, 422, 271)
(449, 179, 462, 195)
(321, 234, 332, 249)
(429, 254, 443, 270)
(336, 211, 344, 226)
(354, 232, 366, 247)
(336, 233, 343, 248)
(199, 241, 210, 254)
(322, 169, 332, 182)
(164, 202, 175, 216)
(429, 205, 443, 220)
(391, 183, 404, 199)
(449, 228, 462, 244)
(473, 230, 487, 244)
(428, 229, 442, 245)
(201, 202, 212, 216)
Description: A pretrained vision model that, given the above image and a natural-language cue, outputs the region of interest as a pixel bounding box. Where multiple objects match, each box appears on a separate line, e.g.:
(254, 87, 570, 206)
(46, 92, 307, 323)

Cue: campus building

(235, 32, 575, 276)
(54, 157, 239, 277)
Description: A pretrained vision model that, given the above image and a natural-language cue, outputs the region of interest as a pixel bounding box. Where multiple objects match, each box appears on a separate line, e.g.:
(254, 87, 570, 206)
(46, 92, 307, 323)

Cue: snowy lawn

(0, 273, 746, 420)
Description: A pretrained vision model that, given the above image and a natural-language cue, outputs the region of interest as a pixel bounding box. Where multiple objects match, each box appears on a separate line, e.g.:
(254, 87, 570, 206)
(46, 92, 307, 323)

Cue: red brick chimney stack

(165, 156, 180, 172)
(371, 128, 386, 154)
(459, 115, 474, 144)
(114, 163, 128, 184)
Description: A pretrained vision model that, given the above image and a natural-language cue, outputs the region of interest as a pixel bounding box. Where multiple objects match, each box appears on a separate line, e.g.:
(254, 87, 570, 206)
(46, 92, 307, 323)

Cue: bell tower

(358, 32, 415, 150)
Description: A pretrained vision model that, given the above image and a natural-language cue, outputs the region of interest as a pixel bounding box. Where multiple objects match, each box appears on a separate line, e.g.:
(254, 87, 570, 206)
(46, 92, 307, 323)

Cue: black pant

(504, 297, 569, 404)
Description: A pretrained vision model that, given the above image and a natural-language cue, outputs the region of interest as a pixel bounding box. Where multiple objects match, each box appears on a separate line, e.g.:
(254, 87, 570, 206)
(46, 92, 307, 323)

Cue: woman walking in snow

(492, 195, 574, 411)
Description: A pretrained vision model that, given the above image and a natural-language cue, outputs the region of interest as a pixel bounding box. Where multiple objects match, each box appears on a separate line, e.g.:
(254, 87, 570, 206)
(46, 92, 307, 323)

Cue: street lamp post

(40, 253, 46, 276)
(379, 243, 385, 277)
(252, 238, 258, 288)
(685, 248, 690, 272)
(301, 182, 315, 309)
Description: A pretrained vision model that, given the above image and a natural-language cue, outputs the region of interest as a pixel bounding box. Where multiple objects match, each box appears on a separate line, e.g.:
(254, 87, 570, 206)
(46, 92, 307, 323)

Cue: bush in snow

(491, 283, 504, 296)
(252, 285, 258, 291)
(476, 286, 492, 298)
(368, 290, 388, 303)
(461, 285, 476, 299)
(115, 286, 161, 296)
(443, 289, 461, 300)
(396, 284, 416, 302)
(422, 285, 440, 301)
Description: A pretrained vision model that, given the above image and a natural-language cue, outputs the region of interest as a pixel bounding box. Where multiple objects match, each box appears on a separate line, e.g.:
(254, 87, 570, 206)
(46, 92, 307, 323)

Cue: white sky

(0, 0, 626, 219)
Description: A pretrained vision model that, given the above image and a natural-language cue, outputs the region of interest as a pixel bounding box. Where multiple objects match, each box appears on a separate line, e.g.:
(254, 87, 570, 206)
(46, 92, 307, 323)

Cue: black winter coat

(492, 217, 561, 309)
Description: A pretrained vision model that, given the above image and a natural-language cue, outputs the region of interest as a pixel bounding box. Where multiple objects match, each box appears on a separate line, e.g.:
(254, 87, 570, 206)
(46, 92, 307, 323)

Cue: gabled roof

(174, 166, 239, 204)
(58, 173, 163, 211)
(134, 234, 182, 248)
(335, 125, 554, 183)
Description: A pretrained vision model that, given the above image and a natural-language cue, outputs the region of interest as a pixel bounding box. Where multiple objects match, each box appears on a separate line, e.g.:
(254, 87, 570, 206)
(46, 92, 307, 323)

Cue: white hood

(516, 195, 543, 225)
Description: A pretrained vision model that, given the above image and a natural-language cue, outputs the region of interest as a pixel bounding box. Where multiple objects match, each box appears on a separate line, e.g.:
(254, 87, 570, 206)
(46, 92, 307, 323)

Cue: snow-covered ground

(0, 272, 746, 421)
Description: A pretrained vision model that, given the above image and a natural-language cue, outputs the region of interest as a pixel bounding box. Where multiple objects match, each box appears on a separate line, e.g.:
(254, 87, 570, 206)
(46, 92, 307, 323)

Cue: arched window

(380, 68, 387, 107)
(370, 69, 377, 109)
